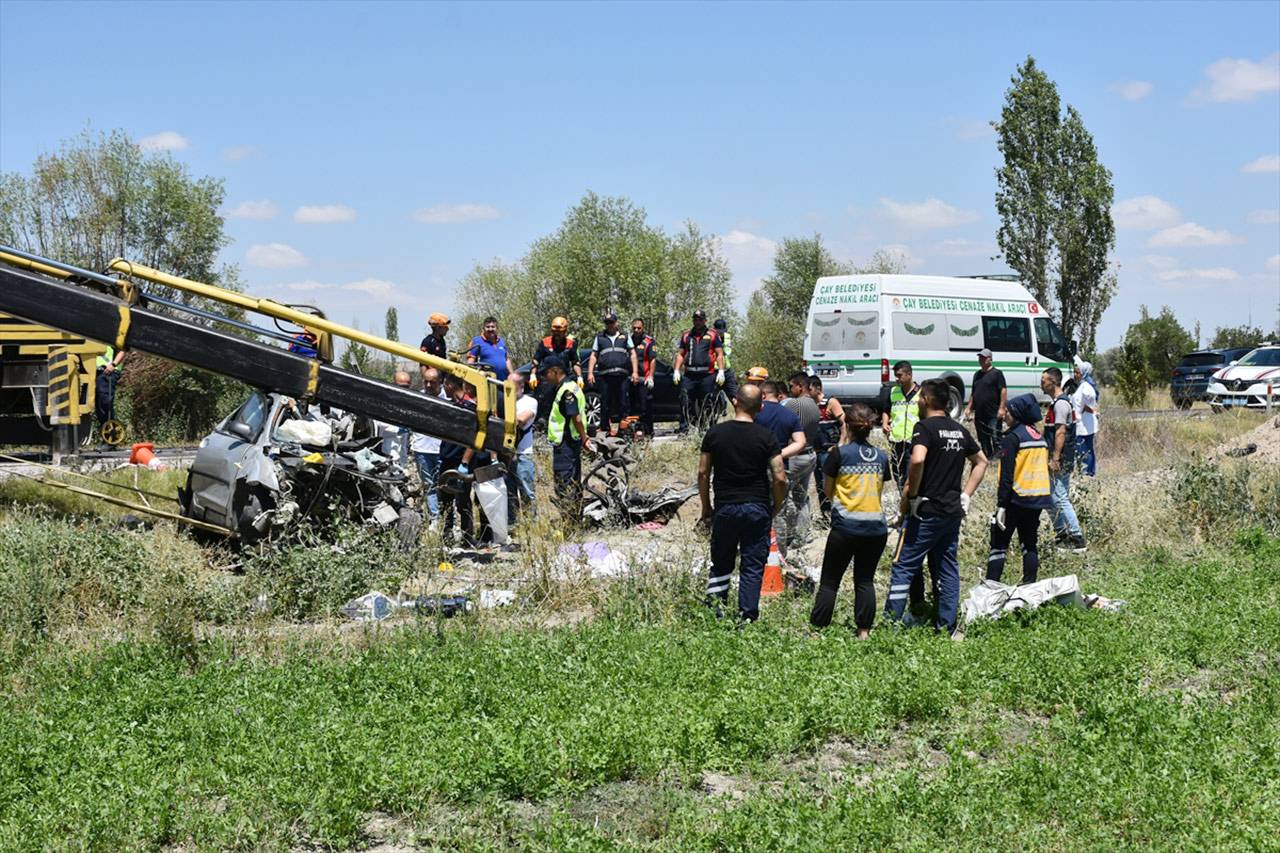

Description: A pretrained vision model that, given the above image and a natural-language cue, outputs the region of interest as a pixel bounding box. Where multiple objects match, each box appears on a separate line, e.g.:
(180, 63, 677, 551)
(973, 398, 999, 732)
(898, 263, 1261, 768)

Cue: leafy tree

(1113, 337, 1151, 408)
(457, 192, 733, 363)
(1124, 305, 1196, 386)
(1209, 324, 1267, 350)
(384, 307, 400, 343)
(994, 57, 1117, 352)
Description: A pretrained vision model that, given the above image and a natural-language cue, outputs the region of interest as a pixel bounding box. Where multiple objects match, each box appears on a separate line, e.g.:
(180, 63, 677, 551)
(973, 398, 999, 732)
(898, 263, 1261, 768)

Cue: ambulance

(803, 274, 1076, 413)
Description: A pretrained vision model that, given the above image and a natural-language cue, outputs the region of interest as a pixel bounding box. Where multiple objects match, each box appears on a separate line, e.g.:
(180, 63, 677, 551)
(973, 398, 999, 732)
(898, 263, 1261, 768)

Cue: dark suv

(1171, 347, 1252, 408)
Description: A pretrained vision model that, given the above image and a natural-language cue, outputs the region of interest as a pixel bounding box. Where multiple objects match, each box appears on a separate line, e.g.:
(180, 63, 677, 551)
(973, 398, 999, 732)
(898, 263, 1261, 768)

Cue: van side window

(892, 312, 948, 350)
(946, 315, 983, 352)
(810, 312, 843, 352)
(1033, 317, 1069, 362)
(982, 316, 1031, 353)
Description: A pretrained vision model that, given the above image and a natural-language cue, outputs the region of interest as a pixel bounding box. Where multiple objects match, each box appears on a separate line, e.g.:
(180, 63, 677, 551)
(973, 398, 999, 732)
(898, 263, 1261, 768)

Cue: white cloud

(1153, 267, 1239, 282)
(1147, 222, 1245, 248)
(931, 238, 993, 257)
(1109, 80, 1153, 101)
(1112, 195, 1180, 230)
(879, 197, 979, 229)
(222, 145, 258, 161)
(246, 243, 307, 268)
(412, 203, 501, 224)
(717, 229, 779, 302)
(1241, 155, 1280, 174)
(1248, 209, 1280, 225)
(1267, 255, 1280, 273)
(283, 280, 331, 292)
(225, 200, 279, 220)
(293, 204, 357, 224)
(341, 278, 397, 299)
(1192, 53, 1280, 103)
(878, 244, 920, 269)
(137, 131, 189, 152)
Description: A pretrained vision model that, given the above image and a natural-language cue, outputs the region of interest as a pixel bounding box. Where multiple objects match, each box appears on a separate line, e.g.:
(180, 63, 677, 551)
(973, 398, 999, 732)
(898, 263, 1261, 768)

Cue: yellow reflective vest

(888, 383, 921, 442)
(548, 378, 587, 445)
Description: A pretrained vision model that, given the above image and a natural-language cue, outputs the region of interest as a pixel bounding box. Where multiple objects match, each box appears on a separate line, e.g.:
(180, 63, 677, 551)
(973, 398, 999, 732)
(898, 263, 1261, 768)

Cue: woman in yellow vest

(986, 393, 1053, 585)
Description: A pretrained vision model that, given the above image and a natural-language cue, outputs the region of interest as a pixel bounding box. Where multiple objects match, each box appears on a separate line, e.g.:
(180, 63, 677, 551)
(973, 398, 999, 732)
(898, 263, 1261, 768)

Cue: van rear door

(807, 307, 881, 399)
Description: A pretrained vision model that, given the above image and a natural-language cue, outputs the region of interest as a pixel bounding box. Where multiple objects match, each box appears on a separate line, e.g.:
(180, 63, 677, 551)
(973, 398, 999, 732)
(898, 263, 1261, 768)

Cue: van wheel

(947, 382, 964, 419)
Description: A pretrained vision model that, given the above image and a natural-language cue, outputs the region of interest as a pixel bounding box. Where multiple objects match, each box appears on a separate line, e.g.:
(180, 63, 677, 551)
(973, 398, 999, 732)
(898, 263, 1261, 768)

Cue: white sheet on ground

(961, 574, 1084, 625)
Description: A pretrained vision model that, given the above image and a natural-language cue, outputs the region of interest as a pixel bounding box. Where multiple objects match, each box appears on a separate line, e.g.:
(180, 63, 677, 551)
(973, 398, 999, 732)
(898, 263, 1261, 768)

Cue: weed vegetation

(0, 411, 1278, 849)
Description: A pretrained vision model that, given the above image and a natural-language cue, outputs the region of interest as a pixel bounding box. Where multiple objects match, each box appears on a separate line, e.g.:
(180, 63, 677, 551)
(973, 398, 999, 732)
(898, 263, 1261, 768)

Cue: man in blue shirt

(467, 316, 514, 381)
(754, 380, 810, 560)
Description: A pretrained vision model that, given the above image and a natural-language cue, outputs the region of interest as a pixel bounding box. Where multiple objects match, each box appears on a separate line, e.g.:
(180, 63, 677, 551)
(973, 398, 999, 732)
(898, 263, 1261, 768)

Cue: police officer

(587, 311, 636, 435)
(94, 344, 126, 428)
(985, 394, 1053, 585)
(673, 309, 725, 431)
(531, 316, 582, 392)
(629, 318, 657, 438)
(880, 360, 922, 489)
(713, 318, 738, 400)
(544, 354, 594, 518)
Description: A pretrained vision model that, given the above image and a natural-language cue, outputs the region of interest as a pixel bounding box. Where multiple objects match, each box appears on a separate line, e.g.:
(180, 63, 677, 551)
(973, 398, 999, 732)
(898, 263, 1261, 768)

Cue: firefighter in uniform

(629, 318, 657, 437)
(587, 311, 637, 435)
(543, 355, 593, 518)
(673, 309, 725, 431)
(985, 393, 1053, 585)
(881, 360, 921, 489)
(531, 316, 581, 425)
(713, 318, 738, 401)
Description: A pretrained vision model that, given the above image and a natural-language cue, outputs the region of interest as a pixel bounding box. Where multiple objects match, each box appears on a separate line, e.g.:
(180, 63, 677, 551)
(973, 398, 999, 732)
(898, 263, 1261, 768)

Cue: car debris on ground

(582, 436, 698, 526)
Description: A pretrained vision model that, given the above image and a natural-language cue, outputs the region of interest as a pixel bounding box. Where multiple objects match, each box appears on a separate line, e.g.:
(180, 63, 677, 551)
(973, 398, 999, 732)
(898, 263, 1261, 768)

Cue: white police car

(1206, 344, 1280, 410)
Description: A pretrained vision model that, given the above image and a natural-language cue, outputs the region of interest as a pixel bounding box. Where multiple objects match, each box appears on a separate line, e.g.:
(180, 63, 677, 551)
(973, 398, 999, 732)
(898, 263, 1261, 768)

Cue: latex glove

(457, 463, 469, 476)
(960, 492, 971, 515)
(715, 369, 725, 386)
(576, 378, 585, 389)
(672, 369, 682, 385)
(528, 375, 538, 389)
(993, 507, 1007, 531)
(645, 376, 654, 389)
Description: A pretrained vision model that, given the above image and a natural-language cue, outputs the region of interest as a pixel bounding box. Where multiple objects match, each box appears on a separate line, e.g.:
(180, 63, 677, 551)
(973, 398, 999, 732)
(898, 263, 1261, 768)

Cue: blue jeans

(1050, 471, 1082, 539)
(1075, 434, 1096, 476)
(413, 451, 441, 518)
(707, 502, 772, 622)
(884, 514, 962, 634)
(509, 454, 536, 522)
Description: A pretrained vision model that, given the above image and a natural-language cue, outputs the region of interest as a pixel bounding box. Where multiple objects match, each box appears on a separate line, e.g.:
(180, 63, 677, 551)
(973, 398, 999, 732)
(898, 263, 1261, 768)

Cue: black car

(1170, 347, 1253, 408)
(518, 351, 725, 434)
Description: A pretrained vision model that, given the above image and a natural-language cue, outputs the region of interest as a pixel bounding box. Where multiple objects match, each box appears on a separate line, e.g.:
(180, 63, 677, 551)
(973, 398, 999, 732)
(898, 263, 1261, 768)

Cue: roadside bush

(1170, 456, 1259, 540)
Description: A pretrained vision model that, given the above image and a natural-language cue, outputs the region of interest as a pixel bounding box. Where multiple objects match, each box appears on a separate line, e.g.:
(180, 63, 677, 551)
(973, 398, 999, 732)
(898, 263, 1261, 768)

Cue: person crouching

(985, 394, 1053, 585)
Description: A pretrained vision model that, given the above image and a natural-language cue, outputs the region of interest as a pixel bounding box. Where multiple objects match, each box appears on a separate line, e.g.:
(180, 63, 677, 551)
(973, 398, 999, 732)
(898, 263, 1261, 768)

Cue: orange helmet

(745, 366, 769, 383)
(550, 316, 569, 333)
(428, 312, 450, 326)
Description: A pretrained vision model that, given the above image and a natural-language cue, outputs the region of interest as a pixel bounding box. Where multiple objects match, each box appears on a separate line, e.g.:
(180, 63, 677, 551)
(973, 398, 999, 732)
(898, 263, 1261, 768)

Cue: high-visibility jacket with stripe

(592, 331, 632, 374)
(720, 332, 733, 370)
(829, 441, 891, 536)
(887, 383, 921, 442)
(995, 424, 1053, 510)
(548, 378, 587, 445)
(1043, 392, 1076, 467)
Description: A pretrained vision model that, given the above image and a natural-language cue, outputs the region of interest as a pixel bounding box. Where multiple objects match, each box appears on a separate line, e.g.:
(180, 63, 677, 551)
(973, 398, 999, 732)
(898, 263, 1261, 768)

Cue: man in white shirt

(411, 368, 449, 520)
(508, 372, 540, 523)
(378, 371, 416, 465)
(1072, 360, 1099, 476)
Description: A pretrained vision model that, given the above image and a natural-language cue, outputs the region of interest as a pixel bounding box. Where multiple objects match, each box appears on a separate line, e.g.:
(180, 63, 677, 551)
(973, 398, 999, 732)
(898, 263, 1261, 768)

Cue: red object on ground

(761, 528, 785, 597)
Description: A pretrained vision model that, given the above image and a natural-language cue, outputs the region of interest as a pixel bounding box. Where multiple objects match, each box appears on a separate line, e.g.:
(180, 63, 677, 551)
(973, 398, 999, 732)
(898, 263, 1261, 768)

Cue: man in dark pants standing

(964, 348, 1007, 459)
(880, 360, 921, 489)
(629, 318, 656, 437)
(438, 372, 488, 548)
(587, 312, 636, 436)
(673, 309, 724, 431)
(886, 379, 988, 635)
(698, 385, 787, 622)
(544, 355, 593, 519)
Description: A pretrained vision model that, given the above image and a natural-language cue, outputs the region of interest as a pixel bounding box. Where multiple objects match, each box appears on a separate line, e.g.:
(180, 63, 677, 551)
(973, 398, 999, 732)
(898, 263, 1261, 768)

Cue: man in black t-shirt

(964, 348, 1007, 459)
(886, 379, 988, 635)
(419, 312, 451, 384)
(698, 384, 788, 622)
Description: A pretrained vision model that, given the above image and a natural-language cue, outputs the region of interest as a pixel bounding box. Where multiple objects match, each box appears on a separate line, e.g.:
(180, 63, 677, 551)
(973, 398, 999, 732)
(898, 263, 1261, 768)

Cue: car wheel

(946, 382, 964, 420)
(584, 391, 602, 436)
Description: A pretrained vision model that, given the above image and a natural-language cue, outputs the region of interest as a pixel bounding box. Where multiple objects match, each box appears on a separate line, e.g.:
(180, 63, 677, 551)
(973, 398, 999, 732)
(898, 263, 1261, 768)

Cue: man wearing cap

(964, 348, 1007, 460)
(881, 360, 922, 489)
(467, 316, 515, 381)
(420, 313, 450, 383)
(743, 366, 769, 387)
(713, 318, 738, 401)
(531, 316, 582, 393)
(629, 318, 657, 437)
(587, 312, 637, 435)
(673, 309, 725, 431)
(543, 354, 593, 518)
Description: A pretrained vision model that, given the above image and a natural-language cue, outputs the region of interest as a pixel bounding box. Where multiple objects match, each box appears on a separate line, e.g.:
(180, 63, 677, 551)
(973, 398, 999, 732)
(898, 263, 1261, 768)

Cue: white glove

(960, 492, 971, 515)
(993, 507, 1006, 531)
(672, 369, 681, 385)
(715, 369, 725, 386)
(908, 496, 923, 518)
(645, 376, 654, 389)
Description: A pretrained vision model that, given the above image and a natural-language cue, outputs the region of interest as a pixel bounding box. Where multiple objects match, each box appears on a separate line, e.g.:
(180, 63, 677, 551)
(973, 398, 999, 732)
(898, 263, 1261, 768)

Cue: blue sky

(1, 0, 1277, 349)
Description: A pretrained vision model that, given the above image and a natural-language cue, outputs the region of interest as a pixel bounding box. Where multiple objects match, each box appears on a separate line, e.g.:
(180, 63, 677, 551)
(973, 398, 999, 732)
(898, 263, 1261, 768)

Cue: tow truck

(0, 246, 516, 540)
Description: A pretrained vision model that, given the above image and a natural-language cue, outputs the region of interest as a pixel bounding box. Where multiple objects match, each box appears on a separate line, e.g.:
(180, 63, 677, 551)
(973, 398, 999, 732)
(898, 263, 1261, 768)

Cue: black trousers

(439, 462, 475, 546)
(810, 529, 889, 630)
(597, 373, 629, 433)
(628, 382, 652, 433)
(976, 416, 1002, 460)
(986, 505, 1042, 584)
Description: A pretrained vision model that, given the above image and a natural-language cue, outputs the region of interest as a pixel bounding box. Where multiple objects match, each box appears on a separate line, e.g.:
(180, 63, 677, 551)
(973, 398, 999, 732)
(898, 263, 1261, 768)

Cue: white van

(802, 274, 1075, 413)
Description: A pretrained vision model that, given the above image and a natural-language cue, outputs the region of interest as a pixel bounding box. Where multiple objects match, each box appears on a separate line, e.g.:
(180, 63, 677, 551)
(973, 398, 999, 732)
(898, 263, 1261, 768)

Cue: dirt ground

(1214, 413, 1280, 465)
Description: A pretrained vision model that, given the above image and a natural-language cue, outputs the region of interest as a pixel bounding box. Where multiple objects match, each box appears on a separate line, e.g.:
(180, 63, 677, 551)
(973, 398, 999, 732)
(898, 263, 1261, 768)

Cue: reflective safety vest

(548, 378, 587, 445)
(720, 332, 733, 369)
(541, 334, 576, 355)
(999, 424, 1052, 506)
(95, 345, 115, 370)
(1043, 392, 1076, 465)
(681, 328, 720, 372)
(632, 334, 655, 375)
(593, 331, 631, 374)
(888, 383, 921, 442)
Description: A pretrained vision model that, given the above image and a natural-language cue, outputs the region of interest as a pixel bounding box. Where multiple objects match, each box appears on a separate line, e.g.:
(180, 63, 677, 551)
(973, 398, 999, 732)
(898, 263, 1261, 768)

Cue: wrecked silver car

(178, 391, 422, 543)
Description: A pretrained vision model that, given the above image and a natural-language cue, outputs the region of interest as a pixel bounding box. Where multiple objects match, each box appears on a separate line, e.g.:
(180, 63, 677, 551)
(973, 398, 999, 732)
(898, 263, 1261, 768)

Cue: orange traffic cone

(761, 528, 785, 596)
(129, 442, 167, 471)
